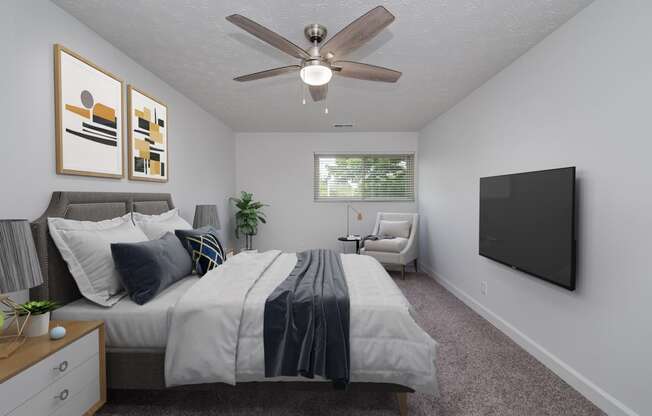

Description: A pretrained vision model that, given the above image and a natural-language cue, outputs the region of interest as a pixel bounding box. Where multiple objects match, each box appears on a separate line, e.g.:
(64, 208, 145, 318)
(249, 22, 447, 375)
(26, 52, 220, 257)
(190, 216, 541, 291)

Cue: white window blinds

(314, 153, 415, 202)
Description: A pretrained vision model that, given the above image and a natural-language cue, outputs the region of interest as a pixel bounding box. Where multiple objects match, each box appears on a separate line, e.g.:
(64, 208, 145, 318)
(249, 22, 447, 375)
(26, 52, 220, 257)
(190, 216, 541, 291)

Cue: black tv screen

(479, 167, 576, 290)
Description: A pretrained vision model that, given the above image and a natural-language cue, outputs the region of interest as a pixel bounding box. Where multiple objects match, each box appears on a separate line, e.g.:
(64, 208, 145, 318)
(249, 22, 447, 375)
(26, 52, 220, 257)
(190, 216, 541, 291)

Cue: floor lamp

(0, 219, 44, 358)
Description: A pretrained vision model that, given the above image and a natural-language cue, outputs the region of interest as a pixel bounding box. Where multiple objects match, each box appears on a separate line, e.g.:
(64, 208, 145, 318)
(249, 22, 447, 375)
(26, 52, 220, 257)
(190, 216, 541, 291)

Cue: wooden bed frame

(30, 192, 413, 415)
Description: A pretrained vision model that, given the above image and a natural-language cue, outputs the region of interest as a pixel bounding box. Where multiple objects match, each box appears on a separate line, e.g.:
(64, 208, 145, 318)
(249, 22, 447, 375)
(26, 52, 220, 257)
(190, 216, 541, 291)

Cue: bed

(32, 192, 438, 415)
(53, 275, 198, 349)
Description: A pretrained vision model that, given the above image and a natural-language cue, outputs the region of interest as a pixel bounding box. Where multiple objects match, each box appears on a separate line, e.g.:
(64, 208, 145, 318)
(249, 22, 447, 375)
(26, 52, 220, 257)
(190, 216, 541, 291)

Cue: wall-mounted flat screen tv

(479, 167, 576, 290)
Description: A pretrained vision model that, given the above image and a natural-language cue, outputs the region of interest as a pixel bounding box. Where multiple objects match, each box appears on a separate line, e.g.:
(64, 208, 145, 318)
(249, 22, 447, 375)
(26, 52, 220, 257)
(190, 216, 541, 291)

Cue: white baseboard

(419, 263, 639, 416)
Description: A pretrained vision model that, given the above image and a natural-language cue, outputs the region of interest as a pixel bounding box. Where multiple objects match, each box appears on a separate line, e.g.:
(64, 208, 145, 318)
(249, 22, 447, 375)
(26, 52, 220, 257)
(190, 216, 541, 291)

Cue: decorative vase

(24, 312, 50, 337)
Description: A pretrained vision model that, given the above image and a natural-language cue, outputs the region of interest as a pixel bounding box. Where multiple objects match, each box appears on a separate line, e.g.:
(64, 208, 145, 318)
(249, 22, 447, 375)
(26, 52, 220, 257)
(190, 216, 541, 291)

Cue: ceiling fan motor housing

(304, 24, 327, 44)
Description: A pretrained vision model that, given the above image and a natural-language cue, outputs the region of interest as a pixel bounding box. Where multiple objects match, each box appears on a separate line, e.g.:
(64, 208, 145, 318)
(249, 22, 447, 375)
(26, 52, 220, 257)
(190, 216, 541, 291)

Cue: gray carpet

(98, 272, 604, 416)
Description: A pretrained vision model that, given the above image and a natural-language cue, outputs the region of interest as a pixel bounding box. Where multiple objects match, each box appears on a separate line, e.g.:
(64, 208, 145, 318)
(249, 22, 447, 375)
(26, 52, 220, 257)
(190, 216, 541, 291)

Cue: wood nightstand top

(0, 320, 103, 383)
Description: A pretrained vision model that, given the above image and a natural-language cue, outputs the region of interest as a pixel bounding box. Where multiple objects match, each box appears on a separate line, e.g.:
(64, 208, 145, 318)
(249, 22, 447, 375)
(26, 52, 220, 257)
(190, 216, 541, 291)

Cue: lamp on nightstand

(0, 219, 44, 358)
(193, 204, 221, 230)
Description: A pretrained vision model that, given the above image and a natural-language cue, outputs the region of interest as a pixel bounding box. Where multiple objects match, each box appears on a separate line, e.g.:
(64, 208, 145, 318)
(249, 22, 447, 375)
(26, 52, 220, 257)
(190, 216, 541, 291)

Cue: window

(314, 153, 415, 202)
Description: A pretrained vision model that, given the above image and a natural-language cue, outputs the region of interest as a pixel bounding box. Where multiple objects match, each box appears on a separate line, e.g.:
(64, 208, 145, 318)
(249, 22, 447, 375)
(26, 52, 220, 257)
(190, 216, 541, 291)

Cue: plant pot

(244, 234, 254, 250)
(24, 312, 50, 337)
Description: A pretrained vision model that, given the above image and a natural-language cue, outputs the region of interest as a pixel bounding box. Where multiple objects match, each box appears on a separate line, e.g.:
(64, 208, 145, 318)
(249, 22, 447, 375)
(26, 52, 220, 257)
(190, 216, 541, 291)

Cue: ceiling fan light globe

(300, 64, 332, 86)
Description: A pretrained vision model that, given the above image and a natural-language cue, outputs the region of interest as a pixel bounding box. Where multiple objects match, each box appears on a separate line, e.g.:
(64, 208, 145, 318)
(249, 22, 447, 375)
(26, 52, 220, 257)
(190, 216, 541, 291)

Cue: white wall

(236, 132, 418, 252)
(1, 0, 236, 302)
(418, 1, 650, 415)
(0, 0, 235, 240)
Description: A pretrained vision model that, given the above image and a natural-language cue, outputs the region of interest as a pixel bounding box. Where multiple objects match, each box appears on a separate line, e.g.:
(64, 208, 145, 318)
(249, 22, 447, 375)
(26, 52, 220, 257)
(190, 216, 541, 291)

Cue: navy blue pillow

(175, 227, 225, 276)
(111, 233, 192, 305)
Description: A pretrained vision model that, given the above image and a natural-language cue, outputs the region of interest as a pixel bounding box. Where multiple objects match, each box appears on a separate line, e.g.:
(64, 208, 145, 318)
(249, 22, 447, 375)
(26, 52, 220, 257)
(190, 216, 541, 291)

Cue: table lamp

(346, 204, 363, 238)
(193, 205, 221, 229)
(0, 219, 44, 358)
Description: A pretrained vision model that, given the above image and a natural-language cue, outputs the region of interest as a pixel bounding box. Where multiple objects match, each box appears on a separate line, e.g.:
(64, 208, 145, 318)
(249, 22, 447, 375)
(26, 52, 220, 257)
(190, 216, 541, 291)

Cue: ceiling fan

(226, 6, 401, 103)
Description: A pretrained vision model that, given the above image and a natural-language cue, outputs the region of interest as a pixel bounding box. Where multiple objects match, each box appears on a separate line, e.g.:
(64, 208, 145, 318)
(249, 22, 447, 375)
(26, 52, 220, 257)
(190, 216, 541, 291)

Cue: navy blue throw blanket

(264, 249, 350, 388)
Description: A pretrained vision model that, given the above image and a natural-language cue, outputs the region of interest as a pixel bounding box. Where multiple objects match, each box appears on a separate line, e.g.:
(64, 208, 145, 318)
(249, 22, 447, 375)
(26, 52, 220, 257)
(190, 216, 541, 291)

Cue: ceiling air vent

(333, 123, 354, 128)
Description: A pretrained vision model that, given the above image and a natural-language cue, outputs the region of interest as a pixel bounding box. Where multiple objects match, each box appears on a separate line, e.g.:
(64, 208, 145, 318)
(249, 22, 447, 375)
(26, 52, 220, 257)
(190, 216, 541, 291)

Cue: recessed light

(333, 123, 354, 128)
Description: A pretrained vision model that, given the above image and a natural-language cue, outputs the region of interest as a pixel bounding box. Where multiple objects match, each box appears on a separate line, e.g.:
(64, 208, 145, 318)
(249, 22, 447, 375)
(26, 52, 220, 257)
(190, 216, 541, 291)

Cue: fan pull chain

(302, 82, 306, 105)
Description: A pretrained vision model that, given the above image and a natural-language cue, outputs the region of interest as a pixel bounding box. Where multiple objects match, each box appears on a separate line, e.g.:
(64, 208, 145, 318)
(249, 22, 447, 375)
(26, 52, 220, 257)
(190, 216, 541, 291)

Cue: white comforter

(165, 250, 439, 394)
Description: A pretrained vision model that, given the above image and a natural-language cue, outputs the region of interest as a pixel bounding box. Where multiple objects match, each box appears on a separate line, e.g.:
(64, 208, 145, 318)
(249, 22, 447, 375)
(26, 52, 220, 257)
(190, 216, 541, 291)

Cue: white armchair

(360, 212, 418, 280)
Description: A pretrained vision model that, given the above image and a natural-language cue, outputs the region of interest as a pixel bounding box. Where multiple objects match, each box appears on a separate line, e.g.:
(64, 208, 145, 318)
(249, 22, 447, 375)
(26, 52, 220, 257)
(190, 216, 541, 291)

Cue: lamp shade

(299, 63, 332, 86)
(0, 219, 43, 292)
(193, 205, 220, 230)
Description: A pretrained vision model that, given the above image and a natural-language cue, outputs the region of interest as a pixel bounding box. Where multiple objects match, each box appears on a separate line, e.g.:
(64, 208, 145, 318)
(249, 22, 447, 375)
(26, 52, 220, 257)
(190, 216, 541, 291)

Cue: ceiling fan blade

(309, 84, 328, 102)
(234, 65, 301, 82)
(226, 14, 311, 60)
(332, 61, 401, 82)
(320, 6, 395, 60)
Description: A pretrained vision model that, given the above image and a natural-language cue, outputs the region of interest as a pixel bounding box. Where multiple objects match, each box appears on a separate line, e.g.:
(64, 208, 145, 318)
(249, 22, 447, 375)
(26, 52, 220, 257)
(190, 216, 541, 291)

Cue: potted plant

(230, 191, 268, 251)
(19, 300, 59, 337)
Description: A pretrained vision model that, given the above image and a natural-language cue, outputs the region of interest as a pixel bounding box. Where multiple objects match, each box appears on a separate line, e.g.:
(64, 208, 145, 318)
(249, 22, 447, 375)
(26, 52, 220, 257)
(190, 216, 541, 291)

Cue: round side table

(338, 236, 361, 254)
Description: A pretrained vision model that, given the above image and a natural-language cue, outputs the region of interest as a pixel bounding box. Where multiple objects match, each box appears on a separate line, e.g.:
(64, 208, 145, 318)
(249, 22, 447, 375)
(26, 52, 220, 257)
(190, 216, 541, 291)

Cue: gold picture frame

(127, 85, 169, 182)
(54, 44, 125, 178)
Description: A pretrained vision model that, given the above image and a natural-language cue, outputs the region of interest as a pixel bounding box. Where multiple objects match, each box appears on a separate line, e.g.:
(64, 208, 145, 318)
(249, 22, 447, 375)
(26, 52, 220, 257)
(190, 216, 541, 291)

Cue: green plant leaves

(231, 191, 268, 240)
(20, 300, 59, 316)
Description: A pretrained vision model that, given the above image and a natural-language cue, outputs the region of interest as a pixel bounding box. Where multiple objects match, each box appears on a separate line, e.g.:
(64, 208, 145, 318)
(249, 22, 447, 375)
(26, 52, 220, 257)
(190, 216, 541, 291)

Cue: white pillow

(132, 208, 192, 240)
(378, 220, 411, 238)
(48, 214, 148, 307)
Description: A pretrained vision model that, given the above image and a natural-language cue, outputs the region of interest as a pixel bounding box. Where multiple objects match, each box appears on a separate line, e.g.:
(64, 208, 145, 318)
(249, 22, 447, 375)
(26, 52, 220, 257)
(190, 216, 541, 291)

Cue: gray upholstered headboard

(30, 192, 175, 305)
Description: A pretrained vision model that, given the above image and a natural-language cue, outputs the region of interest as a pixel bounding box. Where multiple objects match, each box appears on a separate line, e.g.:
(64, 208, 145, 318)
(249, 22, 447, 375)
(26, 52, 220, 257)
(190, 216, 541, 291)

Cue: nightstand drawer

(0, 329, 98, 415)
(7, 354, 99, 416)
(51, 377, 100, 416)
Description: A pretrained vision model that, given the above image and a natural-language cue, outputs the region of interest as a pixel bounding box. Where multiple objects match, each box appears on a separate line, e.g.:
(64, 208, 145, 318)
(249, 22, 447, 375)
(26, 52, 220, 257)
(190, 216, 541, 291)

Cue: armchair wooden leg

(413, 258, 418, 273)
(397, 392, 408, 416)
(401, 265, 406, 280)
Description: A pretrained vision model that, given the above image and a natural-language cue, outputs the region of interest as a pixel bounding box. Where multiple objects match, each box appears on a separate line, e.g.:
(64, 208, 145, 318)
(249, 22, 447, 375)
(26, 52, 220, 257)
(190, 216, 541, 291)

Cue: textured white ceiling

(53, 0, 593, 132)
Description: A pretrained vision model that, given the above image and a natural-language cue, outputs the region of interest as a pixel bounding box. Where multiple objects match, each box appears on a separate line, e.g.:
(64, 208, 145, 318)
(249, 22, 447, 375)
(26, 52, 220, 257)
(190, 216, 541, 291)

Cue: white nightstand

(0, 320, 106, 416)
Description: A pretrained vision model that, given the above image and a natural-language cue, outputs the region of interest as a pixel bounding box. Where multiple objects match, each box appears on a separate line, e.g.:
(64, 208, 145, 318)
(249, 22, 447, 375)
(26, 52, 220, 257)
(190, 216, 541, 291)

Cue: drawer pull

(54, 360, 69, 372)
(55, 389, 69, 401)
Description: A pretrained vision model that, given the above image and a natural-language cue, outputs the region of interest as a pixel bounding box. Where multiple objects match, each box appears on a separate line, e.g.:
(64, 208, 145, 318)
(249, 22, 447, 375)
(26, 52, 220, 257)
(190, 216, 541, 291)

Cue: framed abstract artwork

(127, 86, 168, 182)
(54, 44, 124, 178)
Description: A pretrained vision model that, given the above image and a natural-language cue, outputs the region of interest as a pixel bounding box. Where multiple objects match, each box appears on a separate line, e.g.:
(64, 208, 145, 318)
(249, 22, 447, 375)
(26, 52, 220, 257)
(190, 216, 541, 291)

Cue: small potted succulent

(20, 300, 59, 337)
